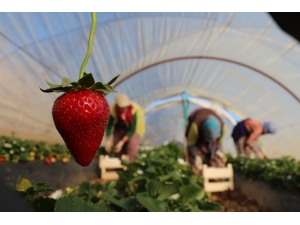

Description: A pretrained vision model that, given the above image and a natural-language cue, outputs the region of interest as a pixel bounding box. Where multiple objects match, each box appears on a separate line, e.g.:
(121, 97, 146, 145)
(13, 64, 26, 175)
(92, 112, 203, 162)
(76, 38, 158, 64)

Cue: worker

(231, 118, 276, 159)
(185, 108, 227, 175)
(104, 93, 146, 162)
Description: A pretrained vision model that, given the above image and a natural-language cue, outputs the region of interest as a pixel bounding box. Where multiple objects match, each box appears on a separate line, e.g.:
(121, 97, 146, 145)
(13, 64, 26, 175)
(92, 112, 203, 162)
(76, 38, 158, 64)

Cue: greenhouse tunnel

(1, 12, 300, 160)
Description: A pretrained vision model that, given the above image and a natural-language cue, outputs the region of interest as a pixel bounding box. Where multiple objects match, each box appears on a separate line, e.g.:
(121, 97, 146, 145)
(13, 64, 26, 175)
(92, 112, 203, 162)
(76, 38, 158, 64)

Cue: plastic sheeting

(1, 12, 300, 159)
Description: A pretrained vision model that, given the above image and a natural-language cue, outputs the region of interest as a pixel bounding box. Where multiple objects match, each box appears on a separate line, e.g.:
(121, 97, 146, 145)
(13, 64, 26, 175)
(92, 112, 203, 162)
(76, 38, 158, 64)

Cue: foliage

(226, 154, 300, 195)
(0, 133, 71, 164)
(54, 195, 111, 212)
(6, 176, 56, 212)
(71, 143, 222, 212)
(7, 176, 110, 212)
(9, 143, 222, 212)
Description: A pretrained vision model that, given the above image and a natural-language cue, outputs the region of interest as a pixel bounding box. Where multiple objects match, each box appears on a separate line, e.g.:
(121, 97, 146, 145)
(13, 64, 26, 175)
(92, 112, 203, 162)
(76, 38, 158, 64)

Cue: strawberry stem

(79, 12, 97, 79)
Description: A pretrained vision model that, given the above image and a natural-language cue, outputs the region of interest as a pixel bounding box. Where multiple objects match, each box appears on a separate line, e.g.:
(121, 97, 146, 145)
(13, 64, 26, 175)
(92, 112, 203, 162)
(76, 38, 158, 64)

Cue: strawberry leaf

(107, 74, 120, 85)
(40, 86, 73, 93)
(96, 89, 110, 95)
(103, 84, 116, 92)
(79, 73, 95, 88)
(89, 82, 110, 91)
(46, 80, 60, 89)
(71, 82, 80, 88)
(61, 77, 71, 87)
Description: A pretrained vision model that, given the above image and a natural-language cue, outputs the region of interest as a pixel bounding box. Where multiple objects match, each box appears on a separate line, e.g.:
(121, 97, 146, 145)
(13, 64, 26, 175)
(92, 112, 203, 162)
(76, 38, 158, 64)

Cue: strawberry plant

(8, 144, 223, 212)
(6, 176, 56, 212)
(39, 12, 119, 167)
(226, 154, 300, 195)
(7, 176, 111, 212)
(61, 143, 222, 212)
(0, 133, 71, 163)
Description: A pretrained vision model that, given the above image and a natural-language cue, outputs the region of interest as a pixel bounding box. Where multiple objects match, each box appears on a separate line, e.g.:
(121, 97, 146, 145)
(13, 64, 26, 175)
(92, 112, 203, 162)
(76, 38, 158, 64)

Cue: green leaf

(89, 82, 109, 91)
(30, 196, 56, 212)
(158, 174, 173, 182)
(106, 74, 120, 85)
(96, 89, 110, 95)
(118, 197, 138, 212)
(145, 166, 156, 173)
(61, 77, 71, 87)
(78, 73, 95, 88)
(102, 192, 137, 211)
(178, 184, 205, 206)
(106, 188, 118, 197)
(136, 192, 169, 212)
(103, 84, 116, 92)
(146, 180, 178, 201)
(16, 178, 32, 192)
(39, 86, 73, 93)
(46, 80, 60, 88)
(103, 181, 116, 190)
(55, 195, 111, 212)
(33, 183, 54, 193)
(24, 187, 38, 200)
(71, 82, 80, 88)
(190, 203, 203, 212)
(197, 201, 222, 211)
(78, 182, 90, 196)
(127, 176, 148, 184)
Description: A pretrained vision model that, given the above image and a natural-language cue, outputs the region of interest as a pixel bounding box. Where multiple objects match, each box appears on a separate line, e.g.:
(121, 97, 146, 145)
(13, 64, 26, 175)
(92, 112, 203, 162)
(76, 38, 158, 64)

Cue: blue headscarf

(202, 115, 221, 141)
(263, 121, 276, 134)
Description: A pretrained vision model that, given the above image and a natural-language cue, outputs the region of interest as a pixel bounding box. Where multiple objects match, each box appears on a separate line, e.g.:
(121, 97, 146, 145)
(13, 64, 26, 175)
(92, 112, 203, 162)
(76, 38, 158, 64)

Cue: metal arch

(144, 95, 238, 126)
(112, 56, 300, 104)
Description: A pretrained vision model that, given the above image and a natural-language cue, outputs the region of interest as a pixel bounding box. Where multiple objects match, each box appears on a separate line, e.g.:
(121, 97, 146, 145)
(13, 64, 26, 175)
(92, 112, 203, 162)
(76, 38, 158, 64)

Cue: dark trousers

(113, 127, 140, 163)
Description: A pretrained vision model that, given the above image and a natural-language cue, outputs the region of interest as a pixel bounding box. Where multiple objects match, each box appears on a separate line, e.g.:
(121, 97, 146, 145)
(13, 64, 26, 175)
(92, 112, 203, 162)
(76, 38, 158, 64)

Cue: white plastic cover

(1, 12, 300, 158)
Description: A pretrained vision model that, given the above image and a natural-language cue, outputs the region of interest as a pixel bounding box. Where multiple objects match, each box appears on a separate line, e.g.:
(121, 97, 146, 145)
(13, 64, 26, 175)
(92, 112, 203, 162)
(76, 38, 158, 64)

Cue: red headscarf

(116, 104, 133, 124)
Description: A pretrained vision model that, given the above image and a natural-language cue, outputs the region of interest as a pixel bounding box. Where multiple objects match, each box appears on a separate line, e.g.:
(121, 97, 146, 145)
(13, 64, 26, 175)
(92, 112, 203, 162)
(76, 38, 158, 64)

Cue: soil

(211, 187, 275, 212)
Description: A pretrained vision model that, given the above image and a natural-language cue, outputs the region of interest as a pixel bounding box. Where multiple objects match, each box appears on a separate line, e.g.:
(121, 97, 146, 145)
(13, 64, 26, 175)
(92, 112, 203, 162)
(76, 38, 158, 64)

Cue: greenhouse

(0, 11, 300, 213)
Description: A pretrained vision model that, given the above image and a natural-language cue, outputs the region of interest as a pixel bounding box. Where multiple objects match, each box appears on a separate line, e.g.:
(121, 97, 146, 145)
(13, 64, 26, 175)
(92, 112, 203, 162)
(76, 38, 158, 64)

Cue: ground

(211, 187, 274, 212)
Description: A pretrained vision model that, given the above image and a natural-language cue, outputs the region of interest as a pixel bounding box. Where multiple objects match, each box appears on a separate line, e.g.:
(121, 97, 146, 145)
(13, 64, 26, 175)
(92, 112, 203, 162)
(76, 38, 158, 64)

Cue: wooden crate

(99, 155, 128, 180)
(203, 163, 234, 192)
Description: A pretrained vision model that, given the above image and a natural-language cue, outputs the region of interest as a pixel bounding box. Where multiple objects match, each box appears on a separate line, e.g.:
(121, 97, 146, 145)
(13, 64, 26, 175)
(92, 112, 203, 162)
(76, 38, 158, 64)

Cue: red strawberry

(40, 73, 119, 167)
(39, 12, 119, 167)
(44, 158, 51, 165)
(52, 88, 110, 166)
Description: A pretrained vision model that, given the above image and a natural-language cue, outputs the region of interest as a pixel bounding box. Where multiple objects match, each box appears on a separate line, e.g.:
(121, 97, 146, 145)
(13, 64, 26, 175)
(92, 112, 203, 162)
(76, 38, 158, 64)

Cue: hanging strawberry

(40, 12, 119, 166)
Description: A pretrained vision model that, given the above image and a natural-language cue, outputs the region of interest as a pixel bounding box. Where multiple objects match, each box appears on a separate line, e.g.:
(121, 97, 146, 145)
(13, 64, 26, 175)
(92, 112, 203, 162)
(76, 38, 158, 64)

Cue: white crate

(99, 155, 128, 180)
(203, 163, 234, 192)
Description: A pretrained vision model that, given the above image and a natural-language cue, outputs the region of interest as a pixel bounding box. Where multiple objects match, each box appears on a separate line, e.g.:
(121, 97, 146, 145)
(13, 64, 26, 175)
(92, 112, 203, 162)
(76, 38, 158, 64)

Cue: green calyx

(40, 73, 120, 95)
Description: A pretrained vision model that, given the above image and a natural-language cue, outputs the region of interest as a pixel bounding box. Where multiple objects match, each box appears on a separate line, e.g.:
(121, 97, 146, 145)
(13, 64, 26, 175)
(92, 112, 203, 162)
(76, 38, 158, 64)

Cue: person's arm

(217, 124, 226, 144)
(187, 122, 198, 146)
(245, 121, 263, 155)
(123, 112, 137, 141)
(105, 115, 115, 138)
(186, 122, 198, 163)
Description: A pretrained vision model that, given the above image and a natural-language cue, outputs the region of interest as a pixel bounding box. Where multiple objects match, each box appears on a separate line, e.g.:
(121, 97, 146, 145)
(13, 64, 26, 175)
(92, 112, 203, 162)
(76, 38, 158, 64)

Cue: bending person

(231, 118, 276, 159)
(104, 94, 146, 162)
(185, 108, 227, 174)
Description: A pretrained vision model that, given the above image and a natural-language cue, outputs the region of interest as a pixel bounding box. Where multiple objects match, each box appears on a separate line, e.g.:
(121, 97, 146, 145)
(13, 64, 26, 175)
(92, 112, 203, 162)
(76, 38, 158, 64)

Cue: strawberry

(52, 88, 110, 166)
(44, 158, 51, 165)
(39, 12, 120, 167)
(40, 73, 119, 166)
